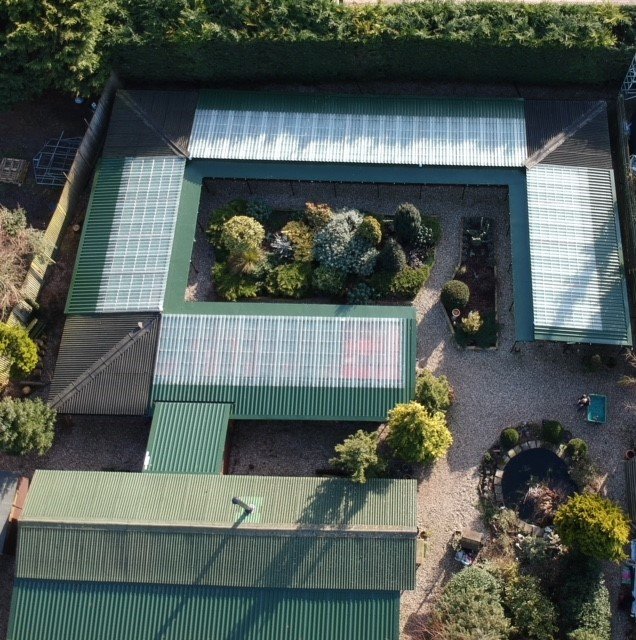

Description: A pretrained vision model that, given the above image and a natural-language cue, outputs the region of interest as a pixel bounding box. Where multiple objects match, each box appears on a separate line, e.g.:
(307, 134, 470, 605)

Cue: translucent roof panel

(527, 165, 631, 345)
(190, 92, 527, 167)
(66, 157, 185, 314)
(152, 312, 415, 420)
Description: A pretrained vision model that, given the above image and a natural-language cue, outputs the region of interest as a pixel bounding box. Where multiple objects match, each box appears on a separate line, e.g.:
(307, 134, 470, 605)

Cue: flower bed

(206, 199, 439, 304)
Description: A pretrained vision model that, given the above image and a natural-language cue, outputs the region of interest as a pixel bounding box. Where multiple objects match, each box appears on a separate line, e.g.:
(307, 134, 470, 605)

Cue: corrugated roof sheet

(8, 580, 400, 640)
(0, 473, 19, 553)
(103, 90, 198, 158)
(626, 457, 636, 523)
(190, 91, 527, 167)
(152, 312, 416, 420)
(144, 402, 231, 474)
(66, 157, 185, 314)
(527, 165, 631, 345)
(49, 314, 159, 415)
(18, 471, 417, 591)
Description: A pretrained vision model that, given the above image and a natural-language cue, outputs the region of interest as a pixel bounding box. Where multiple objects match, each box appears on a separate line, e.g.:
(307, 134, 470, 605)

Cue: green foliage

(387, 401, 452, 464)
(541, 420, 564, 445)
(245, 200, 272, 223)
(554, 494, 630, 562)
(347, 283, 376, 305)
(357, 216, 382, 246)
(0, 206, 27, 237)
(433, 566, 511, 640)
(304, 202, 333, 229)
(500, 428, 520, 451)
(389, 265, 430, 298)
(0, 323, 38, 380)
(312, 266, 346, 297)
(281, 221, 314, 262)
(560, 555, 611, 640)
(227, 247, 266, 275)
(266, 263, 311, 298)
(461, 310, 483, 334)
(503, 574, 558, 640)
(221, 215, 265, 255)
(566, 438, 589, 461)
(207, 200, 247, 248)
(330, 429, 385, 484)
(0, 397, 56, 456)
(212, 262, 261, 301)
(376, 238, 407, 275)
(441, 280, 470, 310)
(393, 203, 422, 247)
(415, 369, 453, 413)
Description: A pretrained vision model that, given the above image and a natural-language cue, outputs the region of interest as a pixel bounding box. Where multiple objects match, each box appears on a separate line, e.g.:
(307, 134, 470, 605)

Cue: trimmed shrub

(281, 221, 314, 262)
(221, 215, 265, 254)
(390, 265, 430, 298)
(500, 428, 520, 451)
(0, 397, 56, 455)
(566, 438, 589, 461)
(347, 283, 376, 305)
(541, 420, 564, 445)
(376, 238, 407, 274)
(245, 199, 272, 223)
(387, 401, 452, 464)
(441, 280, 470, 310)
(415, 369, 453, 413)
(356, 216, 382, 246)
(555, 494, 630, 562)
(0, 323, 38, 380)
(304, 202, 333, 229)
(207, 200, 246, 247)
(266, 263, 311, 298)
(503, 574, 558, 640)
(414, 224, 434, 250)
(330, 429, 385, 484)
(393, 203, 422, 246)
(433, 566, 510, 640)
(461, 310, 483, 334)
(212, 262, 261, 301)
(348, 237, 379, 277)
(312, 266, 347, 297)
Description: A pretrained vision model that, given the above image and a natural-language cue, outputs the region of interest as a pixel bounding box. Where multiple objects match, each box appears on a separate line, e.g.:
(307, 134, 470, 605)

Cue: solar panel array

(154, 314, 406, 389)
(190, 99, 527, 167)
(527, 165, 630, 344)
(67, 157, 185, 313)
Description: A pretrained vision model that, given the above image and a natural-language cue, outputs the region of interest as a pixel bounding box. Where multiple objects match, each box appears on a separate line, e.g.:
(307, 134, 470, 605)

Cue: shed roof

(526, 165, 631, 345)
(152, 310, 416, 420)
(625, 457, 636, 523)
(144, 402, 231, 474)
(8, 580, 400, 640)
(0, 473, 20, 553)
(190, 91, 527, 167)
(18, 471, 417, 591)
(66, 156, 185, 314)
(49, 314, 159, 415)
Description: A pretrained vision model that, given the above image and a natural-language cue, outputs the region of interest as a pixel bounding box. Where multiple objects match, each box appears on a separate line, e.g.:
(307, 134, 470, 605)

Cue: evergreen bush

(415, 369, 454, 413)
(541, 420, 564, 445)
(441, 280, 470, 310)
(376, 238, 407, 275)
(212, 262, 261, 301)
(266, 263, 312, 298)
(0, 397, 56, 455)
(500, 428, 520, 451)
(0, 323, 38, 380)
(330, 429, 385, 484)
(221, 215, 265, 254)
(393, 203, 422, 246)
(312, 266, 347, 297)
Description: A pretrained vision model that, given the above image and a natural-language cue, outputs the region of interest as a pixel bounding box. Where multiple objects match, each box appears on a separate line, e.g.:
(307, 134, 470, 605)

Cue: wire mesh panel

(527, 164, 631, 344)
(32, 135, 82, 186)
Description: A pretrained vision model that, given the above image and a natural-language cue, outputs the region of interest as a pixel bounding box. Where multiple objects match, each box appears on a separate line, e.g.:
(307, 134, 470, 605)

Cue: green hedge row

(2, 0, 636, 108)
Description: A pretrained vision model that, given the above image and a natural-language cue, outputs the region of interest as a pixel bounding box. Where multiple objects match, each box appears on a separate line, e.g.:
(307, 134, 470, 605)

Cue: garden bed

(188, 186, 440, 305)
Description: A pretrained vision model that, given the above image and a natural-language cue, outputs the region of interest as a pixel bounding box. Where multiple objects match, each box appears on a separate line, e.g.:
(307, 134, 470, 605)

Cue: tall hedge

(2, 1, 636, 108)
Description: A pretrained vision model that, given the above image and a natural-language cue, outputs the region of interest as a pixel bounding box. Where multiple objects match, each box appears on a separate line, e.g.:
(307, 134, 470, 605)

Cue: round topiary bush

(312, 266, 347, 296)
(441, 280, 470, 310)
(542, 420, 564, 445)
(356, 216, 382, 246)
(376, 238, 407, 274)
(566, 438, 589, 461)
(500, 428, 520, 450)
(393, 203, 422, 246)
(221, 215, 265, 254)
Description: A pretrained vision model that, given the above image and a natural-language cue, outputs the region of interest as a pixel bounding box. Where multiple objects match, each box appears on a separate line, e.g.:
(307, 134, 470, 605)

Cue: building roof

(0, 473, 20, 553)
(66, 156, 185, 314)
(49, 314, 159, 415)
(144, 402, 231, 474)
(152, 308, 416, 420)
(190, 91, 528, 167)
(103, 90, 197, 158)
(527, 164, 631, 345)
(8, 580, 400, 640)
(18, 471, 417, 591)
(625, 457, 636, 523)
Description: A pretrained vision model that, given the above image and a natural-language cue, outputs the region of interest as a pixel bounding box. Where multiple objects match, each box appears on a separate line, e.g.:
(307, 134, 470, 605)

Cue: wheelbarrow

(587, 394, 607, 424)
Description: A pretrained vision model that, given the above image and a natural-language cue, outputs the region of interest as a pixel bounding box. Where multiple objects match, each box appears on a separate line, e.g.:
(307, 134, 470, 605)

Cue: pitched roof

(18, 471, 417, 591)
(8, 580, 400, 640)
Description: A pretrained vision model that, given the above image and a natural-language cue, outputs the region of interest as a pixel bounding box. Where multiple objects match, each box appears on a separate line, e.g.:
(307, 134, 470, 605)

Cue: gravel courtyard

(215, 180, 636, 639)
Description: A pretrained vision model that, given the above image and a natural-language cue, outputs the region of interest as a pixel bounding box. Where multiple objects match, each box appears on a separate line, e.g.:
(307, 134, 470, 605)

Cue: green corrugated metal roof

(625, 457, 636, 523)
(191, 91, 527, 167)
(8, 580, 400, 640)
(144, 402, 231, 474)
(152, 312, 416, 421)
(18, 471, 417, 591)
(527, 165, 631, 345)
(66, 156, 185, 314)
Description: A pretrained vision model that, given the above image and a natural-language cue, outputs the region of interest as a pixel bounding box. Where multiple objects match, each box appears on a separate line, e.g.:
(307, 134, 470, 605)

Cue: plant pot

(625, 450, 635, 461)
(451, 308, 461, 320)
